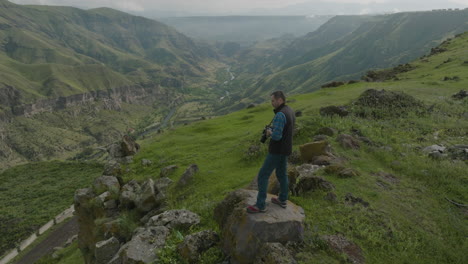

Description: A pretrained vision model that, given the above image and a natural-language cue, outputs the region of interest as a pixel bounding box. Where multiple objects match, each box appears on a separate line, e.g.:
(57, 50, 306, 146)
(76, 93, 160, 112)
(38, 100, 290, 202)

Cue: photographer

(247, 91, 295, 213)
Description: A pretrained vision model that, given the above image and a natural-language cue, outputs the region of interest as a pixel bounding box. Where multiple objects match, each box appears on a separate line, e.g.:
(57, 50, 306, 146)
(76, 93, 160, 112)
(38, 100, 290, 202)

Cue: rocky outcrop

(214, 189, 305, 264)
(147, 209, 200, 230)
(4, 85, 172, 118)
(178, 230, 220, 263)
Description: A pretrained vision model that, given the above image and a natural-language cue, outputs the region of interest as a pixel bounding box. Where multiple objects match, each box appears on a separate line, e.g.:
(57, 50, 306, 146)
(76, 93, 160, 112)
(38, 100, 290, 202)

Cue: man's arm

(269, 112, 286, 141)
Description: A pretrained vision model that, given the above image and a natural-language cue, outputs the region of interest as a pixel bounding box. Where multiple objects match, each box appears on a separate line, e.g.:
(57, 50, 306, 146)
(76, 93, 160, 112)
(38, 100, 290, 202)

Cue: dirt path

(15, 217, 79, 264)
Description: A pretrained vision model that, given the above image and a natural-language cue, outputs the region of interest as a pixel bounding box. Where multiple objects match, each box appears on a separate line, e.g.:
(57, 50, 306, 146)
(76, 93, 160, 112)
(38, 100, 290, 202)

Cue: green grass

(0, 161, 102, 257)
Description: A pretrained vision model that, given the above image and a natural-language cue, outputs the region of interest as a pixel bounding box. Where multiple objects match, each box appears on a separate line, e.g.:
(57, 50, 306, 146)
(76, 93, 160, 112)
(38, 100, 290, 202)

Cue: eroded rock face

(147, 209, 200, 230)
(214, 189, 305, 264)
(178, 230, 220, 263)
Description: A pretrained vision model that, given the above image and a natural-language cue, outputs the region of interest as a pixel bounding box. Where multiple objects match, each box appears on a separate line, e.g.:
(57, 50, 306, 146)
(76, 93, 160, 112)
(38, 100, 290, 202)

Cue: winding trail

(15, 217, 79, 264)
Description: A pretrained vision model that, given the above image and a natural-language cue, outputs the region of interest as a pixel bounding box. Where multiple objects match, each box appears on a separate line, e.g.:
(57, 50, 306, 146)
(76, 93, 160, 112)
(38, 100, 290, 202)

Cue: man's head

(270, 91, 286, 109)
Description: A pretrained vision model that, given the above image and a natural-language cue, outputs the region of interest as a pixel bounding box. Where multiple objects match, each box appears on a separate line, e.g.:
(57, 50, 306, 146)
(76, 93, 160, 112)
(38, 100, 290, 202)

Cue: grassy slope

(31, 33, 466, 264)
(0, 161, 103, 257)
(115, 32, 466, 263)
(244, 9, 468, 96)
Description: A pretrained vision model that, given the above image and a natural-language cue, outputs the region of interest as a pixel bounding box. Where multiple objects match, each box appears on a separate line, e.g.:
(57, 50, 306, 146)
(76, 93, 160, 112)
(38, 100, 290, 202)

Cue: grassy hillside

(42, 31, 468, 264)
(0, 161, 102, 257)
(229, 9, 468, 105)
(0, 0, 216, 104)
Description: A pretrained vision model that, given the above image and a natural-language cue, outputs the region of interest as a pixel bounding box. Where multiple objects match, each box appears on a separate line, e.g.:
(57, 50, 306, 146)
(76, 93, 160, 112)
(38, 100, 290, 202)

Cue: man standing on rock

(247, 91, 295, 213)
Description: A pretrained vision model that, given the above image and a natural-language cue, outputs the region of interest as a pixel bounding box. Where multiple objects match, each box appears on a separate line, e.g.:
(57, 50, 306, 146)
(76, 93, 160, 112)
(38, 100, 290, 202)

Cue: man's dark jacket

(269, 104, 295, 156)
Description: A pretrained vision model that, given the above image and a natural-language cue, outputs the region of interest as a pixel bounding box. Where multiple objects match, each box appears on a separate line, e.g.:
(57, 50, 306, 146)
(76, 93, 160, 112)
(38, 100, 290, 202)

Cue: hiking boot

(271, 197, 287, 208)
(246, 205, 267, 213)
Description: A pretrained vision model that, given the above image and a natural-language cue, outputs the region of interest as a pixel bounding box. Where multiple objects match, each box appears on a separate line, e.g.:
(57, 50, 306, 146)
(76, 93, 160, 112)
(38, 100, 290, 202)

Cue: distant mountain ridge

(230, 9, 468, 102)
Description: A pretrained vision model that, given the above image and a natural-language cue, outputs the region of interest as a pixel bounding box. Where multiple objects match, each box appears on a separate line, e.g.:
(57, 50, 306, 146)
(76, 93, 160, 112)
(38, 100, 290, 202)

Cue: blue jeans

(255, 153, 289, 210)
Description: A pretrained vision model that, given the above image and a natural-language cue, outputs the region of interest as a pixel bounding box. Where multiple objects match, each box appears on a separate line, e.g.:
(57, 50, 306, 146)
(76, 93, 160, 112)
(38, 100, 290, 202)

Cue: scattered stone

(428, 151, 448, 160)
(95, 237, 120, 264)
(160, 165, 178, 178)
(338, 168, 359, 178)
(296, 164, 322, 178)
(107, 143, 124, 159)
(178, 164, 199, 187)
(372, 172, 400, 185)
(121, 135, 140, 156)
(117, 226, 170, 264)
(74, 188, 95, 208)
(422, 145, 446, 154)
(288, 151, 302, 165)
(295, 111, 303, 117)
(148, 209, 200, 230)
(136, 179, 163, 213)
(154, 177, 173, 195)
(313, 135, 328, 142)
(319, 105, 349, 117)
(324, 192, 337, 202)
(103, 160, 122, 176)
(337, 134, 360, 150)
(324, 163, 347, 175)
(141, 159, 152, 166)
(295, 176, 335, 194)
(93, 176, 120, 194)
(322, 235, 365, 264)
(119, 180, 141, 209)
(299, 141, 333, 162)
(253, 242, 297, 264)
(345, 193, 369, 207)
(178, 230, 220, 263)
(214, 189, 305, 264)
(311, 155, 334, 166)
(447, 145, 468, 161)
(317, 127, 336, 137)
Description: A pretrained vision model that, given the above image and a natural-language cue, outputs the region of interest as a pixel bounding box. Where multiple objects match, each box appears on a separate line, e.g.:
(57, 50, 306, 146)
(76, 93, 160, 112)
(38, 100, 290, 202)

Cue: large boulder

(147, 209, 200, 230)
(447, 144, 468, 160)
(93, 176, 120, 194)
(95, 237, 120, 264)
(299, 141, 333, 163)
(121, 135, 140, 156)
(178, 230, 220, 263)
(178, 164, 199, 187)
(119, 180, 141, 209)
(136, 179, 164, 213)
(115, 226, 170, 264)
(214, 189, 305, 264)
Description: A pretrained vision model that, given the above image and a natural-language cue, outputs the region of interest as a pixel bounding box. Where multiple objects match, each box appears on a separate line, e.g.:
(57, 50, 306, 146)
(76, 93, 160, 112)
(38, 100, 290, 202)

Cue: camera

(260, 125, 271, 143)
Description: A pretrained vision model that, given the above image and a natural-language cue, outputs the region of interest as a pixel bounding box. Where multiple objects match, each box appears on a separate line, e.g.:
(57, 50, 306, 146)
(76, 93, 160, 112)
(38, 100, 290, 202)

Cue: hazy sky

(9, 0, 468, 16)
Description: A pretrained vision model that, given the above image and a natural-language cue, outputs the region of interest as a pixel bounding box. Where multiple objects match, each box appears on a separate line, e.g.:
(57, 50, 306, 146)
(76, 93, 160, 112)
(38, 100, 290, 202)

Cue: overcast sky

(9, 0, 468, 16)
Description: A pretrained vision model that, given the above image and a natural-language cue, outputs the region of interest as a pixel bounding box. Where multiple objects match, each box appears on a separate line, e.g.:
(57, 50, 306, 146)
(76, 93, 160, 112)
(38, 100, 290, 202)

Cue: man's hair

(271, 91, 286, 102)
